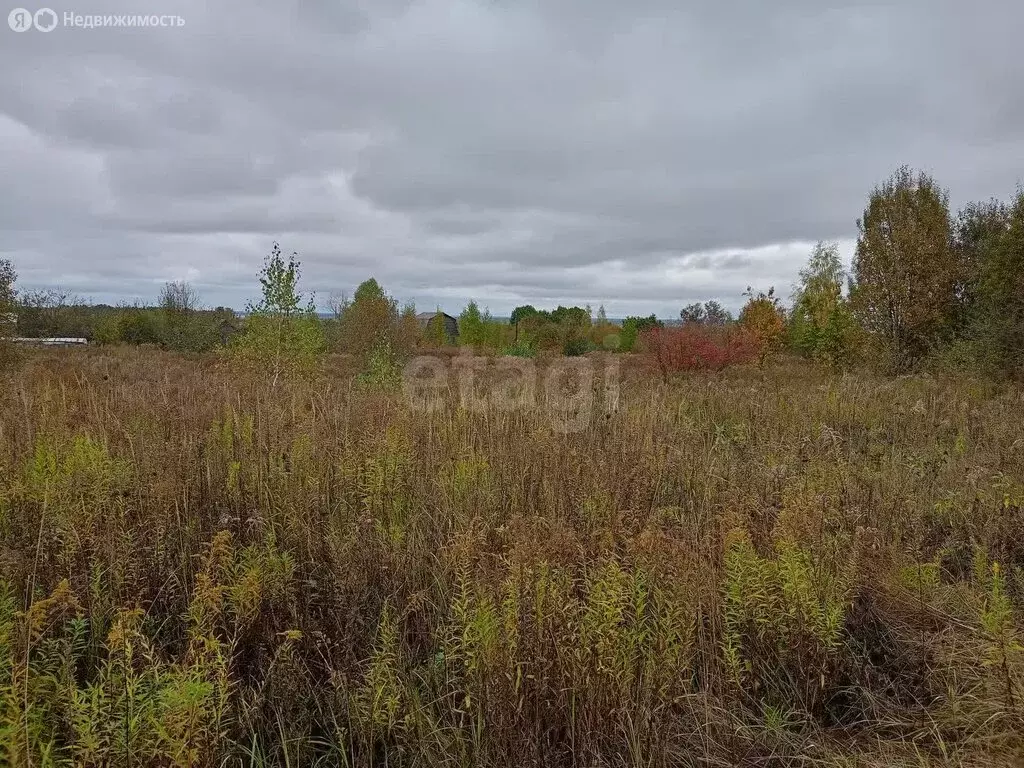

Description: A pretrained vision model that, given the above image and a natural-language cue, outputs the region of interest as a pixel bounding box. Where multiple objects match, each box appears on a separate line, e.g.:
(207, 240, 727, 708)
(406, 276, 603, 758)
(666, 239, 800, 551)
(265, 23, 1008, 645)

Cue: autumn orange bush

(641, 324, 760, 380)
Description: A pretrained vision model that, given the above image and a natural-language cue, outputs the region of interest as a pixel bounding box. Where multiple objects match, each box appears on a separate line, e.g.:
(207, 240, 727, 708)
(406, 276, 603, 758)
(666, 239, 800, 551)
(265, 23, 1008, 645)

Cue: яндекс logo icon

(8, 6, 58, 31)
(34, 7, 57, 31)
(8, 7, 32, 31)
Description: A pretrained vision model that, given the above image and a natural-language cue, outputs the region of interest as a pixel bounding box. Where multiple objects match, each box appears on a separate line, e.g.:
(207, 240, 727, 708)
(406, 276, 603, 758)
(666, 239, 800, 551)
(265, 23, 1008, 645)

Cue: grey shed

(415, 311, 459, 342)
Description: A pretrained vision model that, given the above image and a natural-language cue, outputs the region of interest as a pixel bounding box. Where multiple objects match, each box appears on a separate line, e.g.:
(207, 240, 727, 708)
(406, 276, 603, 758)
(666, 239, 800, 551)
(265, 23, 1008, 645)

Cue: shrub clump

(641, 324, 760, 380)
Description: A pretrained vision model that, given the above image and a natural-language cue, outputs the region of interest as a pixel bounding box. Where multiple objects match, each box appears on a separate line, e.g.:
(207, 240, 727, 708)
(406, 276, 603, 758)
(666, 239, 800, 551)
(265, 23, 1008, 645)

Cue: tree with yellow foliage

(739, 286, 786, 367)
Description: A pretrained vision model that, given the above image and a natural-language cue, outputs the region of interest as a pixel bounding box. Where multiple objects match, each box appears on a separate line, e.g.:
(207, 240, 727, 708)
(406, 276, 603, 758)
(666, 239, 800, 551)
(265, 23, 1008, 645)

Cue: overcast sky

(3, 1, 1022, 317)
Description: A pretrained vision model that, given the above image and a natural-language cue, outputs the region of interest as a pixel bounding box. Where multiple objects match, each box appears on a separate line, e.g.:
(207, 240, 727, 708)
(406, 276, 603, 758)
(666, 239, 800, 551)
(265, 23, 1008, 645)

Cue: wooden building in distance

(415, 311, 459, 343)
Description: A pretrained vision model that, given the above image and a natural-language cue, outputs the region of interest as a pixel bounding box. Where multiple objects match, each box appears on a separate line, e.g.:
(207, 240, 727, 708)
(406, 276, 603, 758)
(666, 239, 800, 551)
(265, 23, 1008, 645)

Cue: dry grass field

(1, 347, 1023, 766)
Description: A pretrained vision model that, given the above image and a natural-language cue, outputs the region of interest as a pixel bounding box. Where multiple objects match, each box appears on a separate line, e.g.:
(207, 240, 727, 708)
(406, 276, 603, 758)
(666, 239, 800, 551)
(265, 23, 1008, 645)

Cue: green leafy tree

(851, 167, 957, 371)
(459, 300, 486, 349)
(397, 302, 422, 350)
(548, 305, 590, 328)
(952, 200, 1008, 335)
(521, 309, 561, 351)
(510, 305, 538, 326)
(681, 301, 732, 326)
(90, 304, 161, 346)
(790, 242, 858, 366)
(510, 304, 540, 342)
(354, 278, 385, 304)
(482, 317, 510, 351)
(233, 243, 325, 386)
(92, 312, 122, 346)
(511, 304, 569, 350)
(338, 278, 403, 362)
(549, 305, 592, 355)
(680, 303, 706, 325)
(117, 306, 162, 346)
(704, 301, 732, 326)
(454, 301, 509, 352)
(338, 284, 416, 384)
(969, 190, 1024, 376)
(620, 314, 663, 352)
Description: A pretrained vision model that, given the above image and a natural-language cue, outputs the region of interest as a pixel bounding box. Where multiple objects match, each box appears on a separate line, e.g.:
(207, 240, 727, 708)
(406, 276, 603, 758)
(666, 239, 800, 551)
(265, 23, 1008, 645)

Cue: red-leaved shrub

(640, 325, 761, 380)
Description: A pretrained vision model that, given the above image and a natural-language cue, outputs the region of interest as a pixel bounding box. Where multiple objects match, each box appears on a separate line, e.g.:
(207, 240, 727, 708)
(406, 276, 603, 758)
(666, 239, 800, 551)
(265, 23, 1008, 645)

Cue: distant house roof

(8, 338, 88, 346)
(415, 311, 457, 322)
(415, 311, 459, 340)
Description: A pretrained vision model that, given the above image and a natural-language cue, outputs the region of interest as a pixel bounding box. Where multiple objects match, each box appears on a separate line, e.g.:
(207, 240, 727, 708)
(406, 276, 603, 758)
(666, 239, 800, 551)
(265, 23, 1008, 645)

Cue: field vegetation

(1, 349, 1023, 766)
(0, 167, 1023, 765)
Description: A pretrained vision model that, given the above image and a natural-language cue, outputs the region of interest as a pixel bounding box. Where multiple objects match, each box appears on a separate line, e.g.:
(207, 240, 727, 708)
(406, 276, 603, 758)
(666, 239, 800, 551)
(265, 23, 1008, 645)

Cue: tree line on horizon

(2, 165, 1022, 379)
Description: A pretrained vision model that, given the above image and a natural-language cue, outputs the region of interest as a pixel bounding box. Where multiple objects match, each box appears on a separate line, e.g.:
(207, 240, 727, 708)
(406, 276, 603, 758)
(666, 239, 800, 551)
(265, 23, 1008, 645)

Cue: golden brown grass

(0, 347, 1022, 766)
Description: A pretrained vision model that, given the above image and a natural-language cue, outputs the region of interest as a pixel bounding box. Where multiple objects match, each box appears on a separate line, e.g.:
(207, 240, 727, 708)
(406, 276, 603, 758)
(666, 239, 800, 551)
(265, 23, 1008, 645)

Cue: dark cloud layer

(2, 0, 1022, 316)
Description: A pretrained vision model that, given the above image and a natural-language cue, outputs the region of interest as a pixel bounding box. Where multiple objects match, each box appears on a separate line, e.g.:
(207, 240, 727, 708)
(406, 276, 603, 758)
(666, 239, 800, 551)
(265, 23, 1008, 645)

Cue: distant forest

(2, 166, 1023, 378)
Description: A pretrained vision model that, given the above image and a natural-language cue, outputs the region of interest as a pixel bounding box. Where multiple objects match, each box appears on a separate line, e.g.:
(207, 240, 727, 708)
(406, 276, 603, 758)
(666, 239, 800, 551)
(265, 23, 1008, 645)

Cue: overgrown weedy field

(1, 348, 1023, 766)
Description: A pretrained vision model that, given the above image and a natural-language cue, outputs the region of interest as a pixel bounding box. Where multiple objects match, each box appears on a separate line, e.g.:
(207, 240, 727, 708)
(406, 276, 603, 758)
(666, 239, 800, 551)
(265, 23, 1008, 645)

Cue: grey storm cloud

(2, 0, 1023, 317)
